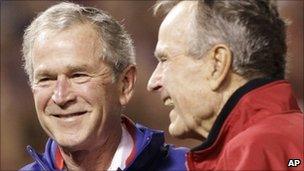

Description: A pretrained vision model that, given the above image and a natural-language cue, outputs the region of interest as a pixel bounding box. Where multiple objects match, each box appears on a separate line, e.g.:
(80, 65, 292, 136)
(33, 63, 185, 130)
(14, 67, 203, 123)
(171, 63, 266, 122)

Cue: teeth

(164, 98, 174, 106)
(54, 112, 86, 118)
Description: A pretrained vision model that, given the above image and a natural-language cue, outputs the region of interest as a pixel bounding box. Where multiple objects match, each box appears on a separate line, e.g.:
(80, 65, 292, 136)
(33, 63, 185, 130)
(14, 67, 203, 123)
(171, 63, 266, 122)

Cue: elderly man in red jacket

(147, 0, 304, 170)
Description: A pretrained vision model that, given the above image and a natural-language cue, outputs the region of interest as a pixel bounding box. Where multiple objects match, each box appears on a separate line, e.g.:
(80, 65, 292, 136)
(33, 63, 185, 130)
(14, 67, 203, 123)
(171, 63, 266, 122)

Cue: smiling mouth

(52, 111, 87, 118)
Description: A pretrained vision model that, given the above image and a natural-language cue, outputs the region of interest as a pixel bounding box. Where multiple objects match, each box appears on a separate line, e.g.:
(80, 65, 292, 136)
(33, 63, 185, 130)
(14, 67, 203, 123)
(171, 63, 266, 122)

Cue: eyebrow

(65, 64, 89, 73)
(34, 69, 53, 78)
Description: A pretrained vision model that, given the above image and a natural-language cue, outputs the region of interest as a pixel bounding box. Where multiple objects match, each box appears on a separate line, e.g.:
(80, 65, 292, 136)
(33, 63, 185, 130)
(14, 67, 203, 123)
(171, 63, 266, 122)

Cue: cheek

(165, 68, 191, 99)
(163, 66, 180, 89)
(75, 81, 110, 106)
(170, 76, 205, 112)
(77, 83, 101, 103)
(33, 87, 53, 112)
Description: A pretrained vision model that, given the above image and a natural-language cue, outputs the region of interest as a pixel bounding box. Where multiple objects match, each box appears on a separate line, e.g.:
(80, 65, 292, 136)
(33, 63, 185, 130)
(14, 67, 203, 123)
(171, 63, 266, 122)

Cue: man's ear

(208, 44, 232, 91)
(119, 65, 137, 106)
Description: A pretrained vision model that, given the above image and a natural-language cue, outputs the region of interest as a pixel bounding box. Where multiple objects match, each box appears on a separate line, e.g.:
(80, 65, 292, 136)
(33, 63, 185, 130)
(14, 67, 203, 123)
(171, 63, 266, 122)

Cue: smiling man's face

(147, 1, 218, 139)
(31, 23, 122, 150)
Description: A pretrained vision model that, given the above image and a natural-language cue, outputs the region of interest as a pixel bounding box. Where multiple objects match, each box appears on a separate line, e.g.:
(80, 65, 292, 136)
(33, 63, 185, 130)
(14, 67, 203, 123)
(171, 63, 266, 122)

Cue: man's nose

(52, 76, 76, 107)
(147, 63, 163, 92)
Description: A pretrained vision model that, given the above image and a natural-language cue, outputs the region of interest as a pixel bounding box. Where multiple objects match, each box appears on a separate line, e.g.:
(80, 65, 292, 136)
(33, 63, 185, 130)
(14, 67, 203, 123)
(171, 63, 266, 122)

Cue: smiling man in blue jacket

(20, 2, 187, 170)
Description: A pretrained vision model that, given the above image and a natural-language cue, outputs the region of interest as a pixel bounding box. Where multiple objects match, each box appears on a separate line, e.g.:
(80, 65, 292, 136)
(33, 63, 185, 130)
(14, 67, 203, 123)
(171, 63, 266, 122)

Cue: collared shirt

(108, 125, 134, 171)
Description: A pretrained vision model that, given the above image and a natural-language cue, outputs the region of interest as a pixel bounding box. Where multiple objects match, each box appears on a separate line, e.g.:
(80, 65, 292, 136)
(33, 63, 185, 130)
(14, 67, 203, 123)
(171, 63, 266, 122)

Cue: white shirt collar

(107, 125, 133, 171)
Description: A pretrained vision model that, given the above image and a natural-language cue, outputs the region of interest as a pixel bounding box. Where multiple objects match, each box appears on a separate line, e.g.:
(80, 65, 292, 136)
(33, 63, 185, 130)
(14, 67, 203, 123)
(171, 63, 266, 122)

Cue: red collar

(55, 147, 64, 170)
(191, 79, 301, 154)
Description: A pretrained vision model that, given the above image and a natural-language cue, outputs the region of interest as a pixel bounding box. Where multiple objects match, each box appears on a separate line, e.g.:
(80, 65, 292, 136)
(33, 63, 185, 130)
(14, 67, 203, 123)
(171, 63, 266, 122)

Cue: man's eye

(35, 77, 55, 87)
(71, 73, 90, 83)
(72, 73, 87, 78)
(160, 58, 167, 63)
(39, 77, 51, 82)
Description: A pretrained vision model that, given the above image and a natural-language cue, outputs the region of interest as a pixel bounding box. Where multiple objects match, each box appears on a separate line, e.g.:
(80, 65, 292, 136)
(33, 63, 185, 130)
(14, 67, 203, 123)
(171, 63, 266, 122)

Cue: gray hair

(22, 2, 135, 84)
(154, 0, 287, 79)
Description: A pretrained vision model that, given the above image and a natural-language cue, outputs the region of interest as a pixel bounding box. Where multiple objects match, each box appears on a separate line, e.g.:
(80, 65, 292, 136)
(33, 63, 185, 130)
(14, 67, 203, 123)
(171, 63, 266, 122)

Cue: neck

(217, 73, 248, 116)
(197, 73, 248, 139)
(59, 125, 122, 170)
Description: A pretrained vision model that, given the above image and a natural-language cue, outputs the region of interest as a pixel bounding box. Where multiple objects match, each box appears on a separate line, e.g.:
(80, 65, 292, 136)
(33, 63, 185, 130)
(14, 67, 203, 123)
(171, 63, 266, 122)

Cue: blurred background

(1, 1, 303, 170)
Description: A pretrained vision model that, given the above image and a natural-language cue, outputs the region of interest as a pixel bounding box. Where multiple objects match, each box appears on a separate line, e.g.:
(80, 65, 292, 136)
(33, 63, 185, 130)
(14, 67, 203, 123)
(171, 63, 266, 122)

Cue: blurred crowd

(1, 1, 303, 170)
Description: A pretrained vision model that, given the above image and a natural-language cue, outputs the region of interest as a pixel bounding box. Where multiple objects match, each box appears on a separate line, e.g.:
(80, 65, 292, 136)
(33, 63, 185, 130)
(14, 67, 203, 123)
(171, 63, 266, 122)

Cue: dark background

(1, 1, 303, 170)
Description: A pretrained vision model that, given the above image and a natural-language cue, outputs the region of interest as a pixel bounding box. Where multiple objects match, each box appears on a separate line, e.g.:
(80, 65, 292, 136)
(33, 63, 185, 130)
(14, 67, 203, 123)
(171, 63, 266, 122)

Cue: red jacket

(187, 78, 304, 170)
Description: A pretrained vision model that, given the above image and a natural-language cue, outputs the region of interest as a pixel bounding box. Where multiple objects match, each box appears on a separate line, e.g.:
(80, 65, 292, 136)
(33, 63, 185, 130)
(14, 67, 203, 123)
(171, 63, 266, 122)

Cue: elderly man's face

(31, 24, 122, 149)
(148, 1, 217, 138)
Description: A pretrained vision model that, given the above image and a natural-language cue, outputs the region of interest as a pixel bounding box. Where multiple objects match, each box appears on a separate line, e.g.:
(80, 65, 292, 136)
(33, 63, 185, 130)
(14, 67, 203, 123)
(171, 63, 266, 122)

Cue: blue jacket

(20, 117, 188, 171)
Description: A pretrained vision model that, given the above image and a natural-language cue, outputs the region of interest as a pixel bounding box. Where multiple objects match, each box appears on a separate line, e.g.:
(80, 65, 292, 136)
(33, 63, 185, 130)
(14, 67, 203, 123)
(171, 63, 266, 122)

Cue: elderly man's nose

(52, 77, 76, 107)
(147, 67, 163, 92)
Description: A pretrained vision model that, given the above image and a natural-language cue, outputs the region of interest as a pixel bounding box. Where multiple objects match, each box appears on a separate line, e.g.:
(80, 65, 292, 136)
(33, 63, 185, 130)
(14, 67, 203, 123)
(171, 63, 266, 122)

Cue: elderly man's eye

(34, 77, 56, 87)
(40, 77, 50, 82)
(39, 77, 54, 82)
(160, 58, 167, 63)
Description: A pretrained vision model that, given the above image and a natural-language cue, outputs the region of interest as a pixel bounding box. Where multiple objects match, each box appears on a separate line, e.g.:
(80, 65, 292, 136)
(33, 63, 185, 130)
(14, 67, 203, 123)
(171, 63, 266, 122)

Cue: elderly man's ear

(207, 44, 232, 91)
(119, 65, 137, 106)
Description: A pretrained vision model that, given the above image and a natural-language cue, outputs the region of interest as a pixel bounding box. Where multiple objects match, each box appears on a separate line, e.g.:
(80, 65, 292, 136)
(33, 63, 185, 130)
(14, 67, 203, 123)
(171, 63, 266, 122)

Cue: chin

(53, 133, 88, 150)
(168, 124, 189, 139)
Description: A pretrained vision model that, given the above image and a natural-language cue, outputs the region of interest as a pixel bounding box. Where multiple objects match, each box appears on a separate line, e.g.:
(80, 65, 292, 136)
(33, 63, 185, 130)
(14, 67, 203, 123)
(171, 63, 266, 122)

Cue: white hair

(154, 0, 287, 79)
